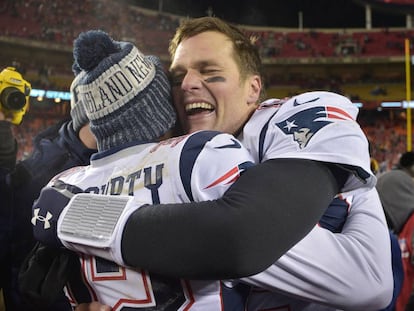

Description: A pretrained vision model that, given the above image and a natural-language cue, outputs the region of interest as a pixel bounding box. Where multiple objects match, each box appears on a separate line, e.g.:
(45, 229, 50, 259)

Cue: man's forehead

(176, 32, 232, 56)
(170, 59, 223, 73)
(170, 33, 235, 71)
(184, 30, 231, 43)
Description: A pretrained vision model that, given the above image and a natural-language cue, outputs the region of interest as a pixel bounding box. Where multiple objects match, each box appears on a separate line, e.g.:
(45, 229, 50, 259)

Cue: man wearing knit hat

(71, 29, 176, 152)
(29, 30, 256, 309)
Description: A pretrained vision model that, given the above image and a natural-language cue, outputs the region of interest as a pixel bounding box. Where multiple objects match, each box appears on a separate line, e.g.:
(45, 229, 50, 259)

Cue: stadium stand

(0, 0, 412, 170)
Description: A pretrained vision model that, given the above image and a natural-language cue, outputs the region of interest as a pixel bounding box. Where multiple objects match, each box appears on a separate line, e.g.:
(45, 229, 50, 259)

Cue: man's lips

(185, 102, 215, 116)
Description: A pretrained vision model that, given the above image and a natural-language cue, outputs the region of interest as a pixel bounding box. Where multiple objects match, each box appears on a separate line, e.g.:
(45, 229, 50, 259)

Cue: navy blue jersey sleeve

(121, 158, 340, 279)
(179, 130, 221, 201)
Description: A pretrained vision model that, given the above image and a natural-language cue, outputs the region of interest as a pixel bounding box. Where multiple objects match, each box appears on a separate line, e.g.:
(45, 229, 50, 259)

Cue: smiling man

(35, 17, 392, 311)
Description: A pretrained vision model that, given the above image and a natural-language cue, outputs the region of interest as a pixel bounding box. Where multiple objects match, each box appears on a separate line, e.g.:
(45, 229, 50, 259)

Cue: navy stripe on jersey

(180, 131, 221, 201)
(338, 163, 371, 183)
(222, 282, 251, 310)
(258, 111, 279, 162)
(318, 196, 349, 233)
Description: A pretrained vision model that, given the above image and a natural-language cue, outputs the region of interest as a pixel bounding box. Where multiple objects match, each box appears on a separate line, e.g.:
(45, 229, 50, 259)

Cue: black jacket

(1, 119, 96, 311)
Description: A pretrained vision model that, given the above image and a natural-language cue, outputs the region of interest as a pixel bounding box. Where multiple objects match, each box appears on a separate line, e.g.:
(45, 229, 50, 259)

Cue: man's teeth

(185, 102, 214, 112)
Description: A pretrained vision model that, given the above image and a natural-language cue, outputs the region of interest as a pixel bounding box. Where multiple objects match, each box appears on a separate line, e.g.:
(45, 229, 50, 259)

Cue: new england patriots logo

(276, 106, 354, 149)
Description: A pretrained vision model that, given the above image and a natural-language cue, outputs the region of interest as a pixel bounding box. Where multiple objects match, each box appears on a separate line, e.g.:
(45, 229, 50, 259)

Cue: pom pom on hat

(73, 30, 120, 71)
(72, 30, 175, 151)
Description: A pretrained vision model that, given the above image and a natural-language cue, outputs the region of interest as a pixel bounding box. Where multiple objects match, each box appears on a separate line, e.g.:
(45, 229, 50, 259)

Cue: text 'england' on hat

(72, 29, 176, 151)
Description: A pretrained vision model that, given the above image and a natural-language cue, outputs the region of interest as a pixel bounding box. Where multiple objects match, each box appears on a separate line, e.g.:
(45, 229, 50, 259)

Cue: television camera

(0, 67, 31, 125)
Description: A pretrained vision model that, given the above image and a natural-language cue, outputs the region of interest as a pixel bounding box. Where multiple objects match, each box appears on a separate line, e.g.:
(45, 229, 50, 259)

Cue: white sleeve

(242, 91, 376, 194)
(241, 188, 393, 310)
(182, 131, 255, 201)
(58, 193, 146, 266)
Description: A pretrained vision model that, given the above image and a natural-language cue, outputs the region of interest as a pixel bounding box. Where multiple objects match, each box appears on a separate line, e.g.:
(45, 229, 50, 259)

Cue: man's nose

(181, 70, 203, 91)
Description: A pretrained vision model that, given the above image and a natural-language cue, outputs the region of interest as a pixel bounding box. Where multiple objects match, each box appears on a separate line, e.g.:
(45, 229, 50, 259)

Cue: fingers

(0, 110, 13, 123)
(75, 302, 111, 311)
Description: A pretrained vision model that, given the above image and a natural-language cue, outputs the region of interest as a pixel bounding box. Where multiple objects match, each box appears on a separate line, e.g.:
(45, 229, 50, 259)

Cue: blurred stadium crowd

(0, 0, 413, 174)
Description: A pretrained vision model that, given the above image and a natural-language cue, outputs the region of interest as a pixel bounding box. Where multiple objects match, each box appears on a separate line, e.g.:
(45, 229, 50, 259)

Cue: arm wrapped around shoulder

(121, 158, 340, 279)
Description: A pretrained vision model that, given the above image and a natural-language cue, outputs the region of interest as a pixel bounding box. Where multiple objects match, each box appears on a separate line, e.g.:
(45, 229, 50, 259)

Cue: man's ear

(247, 75, 262, 105)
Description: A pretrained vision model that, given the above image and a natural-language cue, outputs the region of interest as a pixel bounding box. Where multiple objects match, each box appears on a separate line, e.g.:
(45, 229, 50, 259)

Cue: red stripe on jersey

(81, 255, 98, 301)
(219, 282, 224, 310)
(112, 270, 154, 310)
(204, 166, 239, 189)
(182, 279, 196, 310)
(326, 106, 354, 120)
(64, 285, 77, 305)
(226, 175, 240, 185)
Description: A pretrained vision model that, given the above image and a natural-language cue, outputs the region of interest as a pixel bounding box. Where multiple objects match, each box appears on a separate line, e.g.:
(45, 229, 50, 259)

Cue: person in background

(0, 66, 31, 310)
(0, 111, 17, 169)
(377, 151, 414, 311)
(0, 109, 18, 311)
(1, 66, 97, 310)
(36, 17, 392, 311)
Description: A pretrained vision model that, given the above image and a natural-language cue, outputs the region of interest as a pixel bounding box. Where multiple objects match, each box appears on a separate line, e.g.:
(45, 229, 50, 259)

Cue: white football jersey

(48, 131, 254, 310)
(242, 189, 392, 310)
(240, 91, 376, 194)
(238, 92, 392, 310)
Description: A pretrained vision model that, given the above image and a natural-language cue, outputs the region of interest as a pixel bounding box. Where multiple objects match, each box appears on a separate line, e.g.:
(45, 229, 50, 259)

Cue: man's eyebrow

(170, 60, 220, 73)
(169, 65, 183, 74)
(197, 60, 221, 68)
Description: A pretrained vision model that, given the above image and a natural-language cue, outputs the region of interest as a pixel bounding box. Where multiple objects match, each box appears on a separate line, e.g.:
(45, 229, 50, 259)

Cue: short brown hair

(169, 16, 263, 82)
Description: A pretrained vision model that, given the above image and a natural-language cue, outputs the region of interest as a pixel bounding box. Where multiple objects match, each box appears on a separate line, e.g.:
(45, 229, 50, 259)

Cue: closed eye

(169, 74, 184, 87)
(201, 67, 221, 75)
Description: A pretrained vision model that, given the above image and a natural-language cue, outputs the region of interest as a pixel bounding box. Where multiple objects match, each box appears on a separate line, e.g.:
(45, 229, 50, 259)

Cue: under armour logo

(31, 208, 53, 229)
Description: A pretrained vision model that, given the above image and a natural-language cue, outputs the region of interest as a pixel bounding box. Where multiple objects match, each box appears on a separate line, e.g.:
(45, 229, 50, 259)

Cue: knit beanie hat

(73, 30, 175, 151)
(70, 70, 89, 133)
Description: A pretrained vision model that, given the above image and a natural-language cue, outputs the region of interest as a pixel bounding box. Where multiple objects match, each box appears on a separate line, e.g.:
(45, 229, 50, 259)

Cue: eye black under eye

(205, 76, 225, 83)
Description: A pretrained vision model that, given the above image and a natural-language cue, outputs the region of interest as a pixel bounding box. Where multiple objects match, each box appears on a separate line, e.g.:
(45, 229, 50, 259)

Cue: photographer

(0, 110, 17, 170)
(0, 67, 28, 171)
(0, 67, 29, 310)
(0, 66, 97, 310)
(0, 109, 17, 310)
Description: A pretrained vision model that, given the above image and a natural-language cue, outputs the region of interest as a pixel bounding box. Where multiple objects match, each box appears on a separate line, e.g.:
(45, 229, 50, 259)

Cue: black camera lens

(0, 87, 26, 110)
